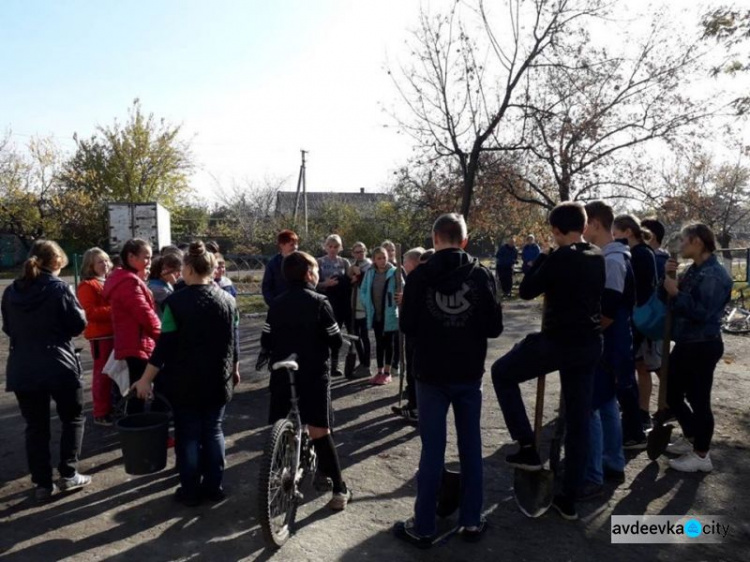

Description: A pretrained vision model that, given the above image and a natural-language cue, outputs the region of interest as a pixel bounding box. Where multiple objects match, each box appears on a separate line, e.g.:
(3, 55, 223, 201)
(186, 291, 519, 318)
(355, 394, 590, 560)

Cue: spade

(514, 374, 554, 518)
(648, 276, 676, 460)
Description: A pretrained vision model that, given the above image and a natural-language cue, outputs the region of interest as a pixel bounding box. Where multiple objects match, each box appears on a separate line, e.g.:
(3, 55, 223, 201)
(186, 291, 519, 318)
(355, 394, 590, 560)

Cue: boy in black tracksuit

(394, 214, 503, 547)
(491, 202, 605, 521)
(260, 251, 351, 510)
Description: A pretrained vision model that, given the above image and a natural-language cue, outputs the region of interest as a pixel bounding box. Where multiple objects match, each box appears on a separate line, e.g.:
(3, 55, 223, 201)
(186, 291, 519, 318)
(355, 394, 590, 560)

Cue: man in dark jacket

(394, 213, 503, 547)
(495, 237, 518, 297)
(491, 202, 605, 521)
(260, 251, 351, 511)
(261, 229, 299, 306)
(521, 235, 542, 274)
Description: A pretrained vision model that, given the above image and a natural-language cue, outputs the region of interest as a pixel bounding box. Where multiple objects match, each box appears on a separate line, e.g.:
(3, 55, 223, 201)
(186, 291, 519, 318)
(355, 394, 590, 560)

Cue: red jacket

(103, 268, 161, 360)
(77, 278, 114, 340)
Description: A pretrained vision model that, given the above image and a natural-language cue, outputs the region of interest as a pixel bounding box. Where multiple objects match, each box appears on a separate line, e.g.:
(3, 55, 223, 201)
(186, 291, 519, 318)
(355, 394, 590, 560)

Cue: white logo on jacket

(434, 283, 472, 315)
(426, 281, 476, 327)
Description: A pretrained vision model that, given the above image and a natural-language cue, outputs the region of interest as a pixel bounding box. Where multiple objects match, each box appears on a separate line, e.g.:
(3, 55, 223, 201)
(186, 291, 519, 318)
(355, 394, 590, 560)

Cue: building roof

(275, 189, 393, 216)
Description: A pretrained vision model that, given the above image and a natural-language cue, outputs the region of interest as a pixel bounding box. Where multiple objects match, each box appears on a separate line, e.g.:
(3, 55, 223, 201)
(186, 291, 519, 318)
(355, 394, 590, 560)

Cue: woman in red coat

(103, 239, 160, 411)
(77, 248, 115, 425)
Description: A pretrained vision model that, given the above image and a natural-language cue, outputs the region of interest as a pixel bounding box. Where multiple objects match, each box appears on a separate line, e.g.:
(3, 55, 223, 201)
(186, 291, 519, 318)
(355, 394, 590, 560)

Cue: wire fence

(223, 255, 268, 296)
(717, 248, 749, 286)
(64, 248, 748, 294)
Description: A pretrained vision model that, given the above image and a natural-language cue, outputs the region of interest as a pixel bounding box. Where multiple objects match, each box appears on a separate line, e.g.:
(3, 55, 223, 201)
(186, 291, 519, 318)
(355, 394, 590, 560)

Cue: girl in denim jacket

(662, 223, 732, 473)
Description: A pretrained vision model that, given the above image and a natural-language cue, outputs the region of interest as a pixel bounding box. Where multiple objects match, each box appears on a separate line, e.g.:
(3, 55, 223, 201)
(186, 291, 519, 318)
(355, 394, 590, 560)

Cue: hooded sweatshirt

(2, 272, 87, 392)
(594, 241, 636, 408)
(400, 248, 503, 384)
(601, 241, 635, 320)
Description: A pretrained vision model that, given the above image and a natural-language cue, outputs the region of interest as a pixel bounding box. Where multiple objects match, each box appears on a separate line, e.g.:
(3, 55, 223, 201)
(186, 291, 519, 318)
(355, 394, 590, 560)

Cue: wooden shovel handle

(533, 375, 546, 450)
(657, 269, 676, 410)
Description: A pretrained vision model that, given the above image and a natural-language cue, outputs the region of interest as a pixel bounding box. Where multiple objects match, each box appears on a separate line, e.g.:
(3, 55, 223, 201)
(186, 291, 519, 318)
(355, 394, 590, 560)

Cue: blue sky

(1, 1, 744, 203)
(1, 0, 419, 200)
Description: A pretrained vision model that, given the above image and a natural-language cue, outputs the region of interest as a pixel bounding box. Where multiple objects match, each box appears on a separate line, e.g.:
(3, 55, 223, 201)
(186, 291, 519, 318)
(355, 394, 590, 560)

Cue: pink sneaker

(370, 373, 392, 386)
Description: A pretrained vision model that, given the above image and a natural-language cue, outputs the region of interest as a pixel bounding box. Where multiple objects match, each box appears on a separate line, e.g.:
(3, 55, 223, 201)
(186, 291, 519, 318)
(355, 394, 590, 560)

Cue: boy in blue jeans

(394, 214, 503, 548)
(581, 201, 633, 499)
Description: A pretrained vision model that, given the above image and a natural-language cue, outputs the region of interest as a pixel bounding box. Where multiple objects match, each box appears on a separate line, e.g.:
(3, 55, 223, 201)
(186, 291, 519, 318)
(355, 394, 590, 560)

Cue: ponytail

(20, 240, 68, 284)
(22, 255, 42, 283)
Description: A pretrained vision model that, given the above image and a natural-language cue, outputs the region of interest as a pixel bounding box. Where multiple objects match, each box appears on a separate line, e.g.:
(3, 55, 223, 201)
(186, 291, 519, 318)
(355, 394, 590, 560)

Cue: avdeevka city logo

(684, 519, 702, 538)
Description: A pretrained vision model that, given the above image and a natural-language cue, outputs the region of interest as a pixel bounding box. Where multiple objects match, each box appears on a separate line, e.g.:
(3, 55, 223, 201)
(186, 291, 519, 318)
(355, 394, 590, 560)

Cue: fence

(718, 248, 749, 286)
(223, 255, 268, 296)
(67, 248, 748, 295)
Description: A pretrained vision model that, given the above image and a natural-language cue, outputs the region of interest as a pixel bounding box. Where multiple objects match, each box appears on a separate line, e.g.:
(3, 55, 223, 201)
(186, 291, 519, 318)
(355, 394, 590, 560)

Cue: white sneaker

(58, 472, 92, 492)
(668, 451, 713, 473)
(666, 437, 693, 456)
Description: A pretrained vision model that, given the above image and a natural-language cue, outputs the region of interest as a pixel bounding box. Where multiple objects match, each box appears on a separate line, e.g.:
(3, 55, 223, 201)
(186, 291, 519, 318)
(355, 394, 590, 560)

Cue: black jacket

(400, 248, 503, 384)
(628, 242, 657, 307)
(519, 243, 605, 343)
(260, 282, 343, 380)
(261, 253, 288, 306)
(2, 272, 87, 392)
(149, 284, 239, 409)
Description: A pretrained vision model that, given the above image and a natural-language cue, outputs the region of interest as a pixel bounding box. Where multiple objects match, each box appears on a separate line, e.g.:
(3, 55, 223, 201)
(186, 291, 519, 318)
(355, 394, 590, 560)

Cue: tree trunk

(460, 153, 480, 219)
(558, 173, 571, 203)
(718, 231, 733, 261)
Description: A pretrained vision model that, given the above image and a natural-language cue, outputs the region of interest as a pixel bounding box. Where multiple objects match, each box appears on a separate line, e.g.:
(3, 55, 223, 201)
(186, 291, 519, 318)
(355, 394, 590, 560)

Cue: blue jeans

(414, 380, 483, 536)
(585, 396, 625, 485)
(491, 332, 602, 499)
(173, 406, 226, 497)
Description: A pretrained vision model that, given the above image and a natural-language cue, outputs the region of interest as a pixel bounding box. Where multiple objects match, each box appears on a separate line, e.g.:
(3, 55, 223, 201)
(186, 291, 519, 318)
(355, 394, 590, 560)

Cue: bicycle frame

(284, 366, 306, 490)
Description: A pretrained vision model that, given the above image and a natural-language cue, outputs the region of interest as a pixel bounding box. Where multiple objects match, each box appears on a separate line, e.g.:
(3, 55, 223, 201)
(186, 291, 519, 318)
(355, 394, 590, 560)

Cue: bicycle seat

(272, 354, 299, 371)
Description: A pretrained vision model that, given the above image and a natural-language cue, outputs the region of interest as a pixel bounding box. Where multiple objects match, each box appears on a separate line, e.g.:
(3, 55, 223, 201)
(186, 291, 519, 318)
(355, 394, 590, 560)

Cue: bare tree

(388, 0, 604, 218)
(213, 176, 288, 252)
(658, 148, 750, 248)
(491, 7, 723, 210)
(702, 6, 750, 114)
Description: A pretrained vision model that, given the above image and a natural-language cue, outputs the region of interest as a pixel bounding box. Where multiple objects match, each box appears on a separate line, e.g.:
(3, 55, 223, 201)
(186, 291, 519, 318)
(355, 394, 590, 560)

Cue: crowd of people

(0, 202, 734, 548)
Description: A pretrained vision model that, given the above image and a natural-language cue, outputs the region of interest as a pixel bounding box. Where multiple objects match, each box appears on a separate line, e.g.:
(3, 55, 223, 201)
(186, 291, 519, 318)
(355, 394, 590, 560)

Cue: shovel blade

(647, 423, 674, 461)
(436, 468, 461, 518)
(513, 467, 554, 518)
(344, 350, 357, 379)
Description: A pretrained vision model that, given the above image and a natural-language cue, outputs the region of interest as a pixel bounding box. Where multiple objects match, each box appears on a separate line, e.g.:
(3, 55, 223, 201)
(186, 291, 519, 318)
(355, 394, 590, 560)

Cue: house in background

(275, 188, 393, 219)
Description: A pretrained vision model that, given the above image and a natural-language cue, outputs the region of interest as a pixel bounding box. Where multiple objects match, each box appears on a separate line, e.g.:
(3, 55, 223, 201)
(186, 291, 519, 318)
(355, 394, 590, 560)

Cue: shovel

(549, 393, 566, 476)
(345, 259, 366, 380)
(514, 375, 554, 518)
(394, 244, 406, 407)
(647, 274, 676, 461)
(344, 284, 358, 379)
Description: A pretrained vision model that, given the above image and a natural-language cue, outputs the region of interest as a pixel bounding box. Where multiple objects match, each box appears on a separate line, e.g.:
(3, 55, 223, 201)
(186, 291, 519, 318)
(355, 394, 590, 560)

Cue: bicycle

(722, 290, 750, 335)
(257, 334, 358, 549)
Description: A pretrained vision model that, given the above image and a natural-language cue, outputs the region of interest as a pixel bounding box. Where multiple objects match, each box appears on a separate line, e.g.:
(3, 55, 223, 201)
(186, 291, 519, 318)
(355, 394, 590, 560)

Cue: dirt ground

(0, 301, 747, 562)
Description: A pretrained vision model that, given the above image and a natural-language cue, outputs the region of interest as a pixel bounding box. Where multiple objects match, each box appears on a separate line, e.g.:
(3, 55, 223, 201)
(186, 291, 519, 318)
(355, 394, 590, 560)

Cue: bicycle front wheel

(258, 418, 299, 549)
(723, 317, 750, 334)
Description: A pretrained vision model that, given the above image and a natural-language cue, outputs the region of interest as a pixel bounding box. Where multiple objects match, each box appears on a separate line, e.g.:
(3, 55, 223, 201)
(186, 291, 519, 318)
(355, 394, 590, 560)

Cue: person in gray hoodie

(582, 202, 635, 499)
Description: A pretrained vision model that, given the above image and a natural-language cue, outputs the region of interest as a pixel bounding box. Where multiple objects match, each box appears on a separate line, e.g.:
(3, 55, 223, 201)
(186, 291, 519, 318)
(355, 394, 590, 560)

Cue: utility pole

(292, 149, 309, 236)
